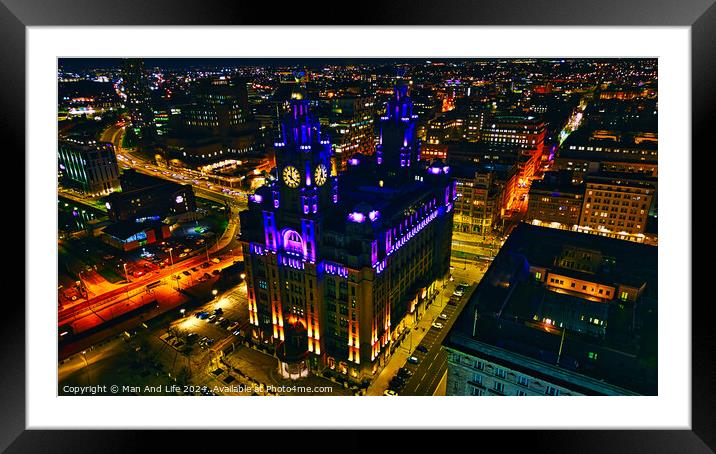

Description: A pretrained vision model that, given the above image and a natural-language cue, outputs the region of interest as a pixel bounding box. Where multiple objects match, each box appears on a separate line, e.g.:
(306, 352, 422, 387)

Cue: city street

(367, 254, 485, 396)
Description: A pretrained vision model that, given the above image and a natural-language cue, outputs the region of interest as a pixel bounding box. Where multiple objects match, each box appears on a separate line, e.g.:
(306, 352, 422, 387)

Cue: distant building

(104, 169, 196, 222)
(526, 171, 585, 229)
(453, 166, 501, 235)
(163, 76, 261, 167)
(575, 172, 656, 243)
(325, 95, 376, 170)
(58, 139, 120, 196)
(556, 128, 658, 184)
(480, 115, 546, 157)
(443, 223, 657, 396)
(122, 59, 155, 141)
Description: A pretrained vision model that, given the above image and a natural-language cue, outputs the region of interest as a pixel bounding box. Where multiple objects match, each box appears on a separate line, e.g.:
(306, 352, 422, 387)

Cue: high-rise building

(121, 59, 155, 142)
(326, 95, 376, 170)
(239, 86, 456, 381)
(58, 139, 120, 196)
(163, 76, 261, 167)
(443, 223, 657, 396)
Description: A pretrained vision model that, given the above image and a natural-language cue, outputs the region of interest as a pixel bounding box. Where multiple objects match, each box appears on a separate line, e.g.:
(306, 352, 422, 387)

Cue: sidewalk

(366, 282, 455, 396)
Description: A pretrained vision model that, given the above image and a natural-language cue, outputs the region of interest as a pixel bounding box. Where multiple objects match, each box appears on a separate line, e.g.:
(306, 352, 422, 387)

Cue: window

(546, 386, 560, 396)
(472, 374, 482, 385)
(471, 386, 484, 396)
(495, 368, 506, 379)
(516, 390, 527, 396)
(535, 271, 541, 280)
(517, 376, 529, 387)
(620, 291, 629, 301)
(493, 382, 505, 393)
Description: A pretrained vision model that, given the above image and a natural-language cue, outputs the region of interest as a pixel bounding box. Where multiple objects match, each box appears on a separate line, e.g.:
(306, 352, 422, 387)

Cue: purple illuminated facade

(240, 87, 455, 381)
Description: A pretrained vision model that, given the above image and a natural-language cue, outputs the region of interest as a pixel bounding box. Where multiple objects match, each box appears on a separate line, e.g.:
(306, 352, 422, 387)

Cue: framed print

(4, 0, 715, 451)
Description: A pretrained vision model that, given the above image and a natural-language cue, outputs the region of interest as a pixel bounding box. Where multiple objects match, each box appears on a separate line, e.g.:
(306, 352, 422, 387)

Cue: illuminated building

(453, 166, 500, 235)
(163, 76, 261, 166)
(526, 171, 584, 229)
(444, 223, 657, 396)
(104, 169, 196, 222)
(556, 129, 658, 184)
(480, 115, 546, 157)
(240, 85, 456, 380)
(325, 95, 376, 170)
(58, 139, 120, 196)
(122, 59, 155, 141)
(575, 172, 656, 243)
(426, 113, 464, 145)
(420, 143, 448, 161)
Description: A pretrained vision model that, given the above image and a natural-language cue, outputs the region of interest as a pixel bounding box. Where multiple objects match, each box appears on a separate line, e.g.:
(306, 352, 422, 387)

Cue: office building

(58, 139, 120, 196)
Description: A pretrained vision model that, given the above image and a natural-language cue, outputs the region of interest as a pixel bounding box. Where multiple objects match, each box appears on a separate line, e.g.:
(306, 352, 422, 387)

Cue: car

(416, 345, 428, 353)
(448, 297, 459, 306)
(213, 308, 223, 315)
(398, 367, 413, 377)
(227, 321, 239, 331)
(196, 311, 209, 319)
(407, 356, 420, 364)
(191, 267, 199, 272)
(207, 315, 218, 323)
(201, 262, 210, 269)
(186, 333, 199, 343)
(183, 248, 191, 253)
(205, 338, 215, 346)
(384, 389, 398, 396)
(203, 273, 212, 279)
(432, 322, 444, 329)
(182, 270, 191, 276)
(438, 313, 449, 320)
(211, 258, 221, 264)
(179, 253, 188, 258)
(452, 289, 465, 297)
(212, 269, 220, 276)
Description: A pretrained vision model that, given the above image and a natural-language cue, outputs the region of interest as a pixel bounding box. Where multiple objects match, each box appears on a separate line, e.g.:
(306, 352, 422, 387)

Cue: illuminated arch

(281, 229, 304, 255)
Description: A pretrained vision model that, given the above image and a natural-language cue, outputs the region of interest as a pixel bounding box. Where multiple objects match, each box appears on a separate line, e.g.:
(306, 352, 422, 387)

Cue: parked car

(438, 313, 449, 320)
(416, 345, 428, 353)
(227, 321, 240, 331)
(207, 315, 218, 323)
(432, 322, 444, 329)
(407, 356, 420, 364)
(384, 389, 398, 396)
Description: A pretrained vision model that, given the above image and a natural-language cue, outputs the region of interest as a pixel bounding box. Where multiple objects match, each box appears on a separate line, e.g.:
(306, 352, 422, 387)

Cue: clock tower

(273, 93, 334, 216)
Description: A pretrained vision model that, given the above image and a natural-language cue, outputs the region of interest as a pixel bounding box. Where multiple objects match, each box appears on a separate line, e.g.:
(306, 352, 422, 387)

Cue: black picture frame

(4, 0, 713, 451)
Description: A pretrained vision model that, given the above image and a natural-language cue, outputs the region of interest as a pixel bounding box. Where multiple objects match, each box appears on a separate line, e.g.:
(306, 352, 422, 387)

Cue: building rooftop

(444, 223, 657, 395)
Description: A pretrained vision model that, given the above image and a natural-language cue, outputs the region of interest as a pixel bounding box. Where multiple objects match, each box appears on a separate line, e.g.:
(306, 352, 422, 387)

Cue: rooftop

(444, 223, 657, 395)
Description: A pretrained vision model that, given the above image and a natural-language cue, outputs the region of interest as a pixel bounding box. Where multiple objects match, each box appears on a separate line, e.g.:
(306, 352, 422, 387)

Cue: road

(366, 259, 485, 396)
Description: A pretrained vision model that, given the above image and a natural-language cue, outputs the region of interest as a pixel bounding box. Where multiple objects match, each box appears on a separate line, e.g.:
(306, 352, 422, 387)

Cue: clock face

(282, 165, 301, 188)
(314, 164, 328, 186)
